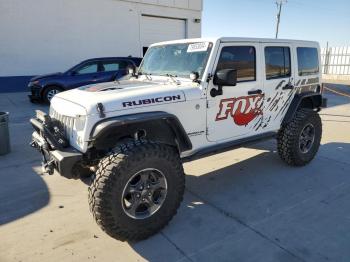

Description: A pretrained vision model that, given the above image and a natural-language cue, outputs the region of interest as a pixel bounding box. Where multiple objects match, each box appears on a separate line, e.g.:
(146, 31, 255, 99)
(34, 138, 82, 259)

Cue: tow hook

(30, 140, 38, 149)
(42, 159, 55, 175)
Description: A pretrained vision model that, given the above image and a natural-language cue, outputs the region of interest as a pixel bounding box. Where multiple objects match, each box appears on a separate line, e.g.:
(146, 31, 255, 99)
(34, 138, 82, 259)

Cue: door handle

(283, 83, 294, 90)
(248, 89, 262, 95)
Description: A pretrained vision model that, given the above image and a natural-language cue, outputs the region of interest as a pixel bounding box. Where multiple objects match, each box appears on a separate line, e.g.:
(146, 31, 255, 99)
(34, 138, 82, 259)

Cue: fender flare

(89, 111, 192, 152)
(282, 92, 323, 125)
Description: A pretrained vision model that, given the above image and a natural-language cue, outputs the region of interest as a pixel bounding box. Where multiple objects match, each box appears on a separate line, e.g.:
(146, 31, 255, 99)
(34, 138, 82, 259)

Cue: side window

(102, 61, 128, 72)
(76, 62, 98, 75)
(265, 47, 291, 79)
(297, 47, 319, 76)
(216, 46, 256, 82)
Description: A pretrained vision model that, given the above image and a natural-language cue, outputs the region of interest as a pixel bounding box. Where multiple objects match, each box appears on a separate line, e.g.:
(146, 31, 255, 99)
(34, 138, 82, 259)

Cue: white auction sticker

(187, 42, 209, 53)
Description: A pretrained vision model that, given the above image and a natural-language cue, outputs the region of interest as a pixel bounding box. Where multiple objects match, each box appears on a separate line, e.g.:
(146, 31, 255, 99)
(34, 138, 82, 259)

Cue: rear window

(297, 47, 319, 76)
(102, 61, 128, 72)
(265, 47, 291, 79)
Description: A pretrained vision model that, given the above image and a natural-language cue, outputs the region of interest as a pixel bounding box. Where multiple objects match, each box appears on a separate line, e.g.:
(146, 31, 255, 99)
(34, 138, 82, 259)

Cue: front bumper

(28, 84, 42, 102)
(322, 97, 328, 108)
(30, 110, 82, 179)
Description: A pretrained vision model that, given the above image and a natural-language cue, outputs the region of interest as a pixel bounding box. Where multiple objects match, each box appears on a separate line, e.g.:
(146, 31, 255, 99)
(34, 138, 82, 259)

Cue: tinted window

(102, 61, 128, 72)
(216, 46, 256, 82)
(76, 63, 98, 74)
(297, 47, 319, 76)
(265, 47, 291, 79)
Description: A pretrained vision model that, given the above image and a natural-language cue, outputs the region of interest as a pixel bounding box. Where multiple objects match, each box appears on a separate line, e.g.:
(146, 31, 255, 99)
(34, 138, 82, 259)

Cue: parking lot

(0, 88, 350, 262)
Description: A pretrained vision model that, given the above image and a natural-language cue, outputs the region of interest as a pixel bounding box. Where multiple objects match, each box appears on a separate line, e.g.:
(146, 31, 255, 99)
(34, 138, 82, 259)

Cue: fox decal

(216, 94, 264, 126)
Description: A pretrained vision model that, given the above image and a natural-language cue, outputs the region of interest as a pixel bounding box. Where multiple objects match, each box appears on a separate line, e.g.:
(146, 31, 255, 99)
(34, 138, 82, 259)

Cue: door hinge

(206, 73, 213, 83)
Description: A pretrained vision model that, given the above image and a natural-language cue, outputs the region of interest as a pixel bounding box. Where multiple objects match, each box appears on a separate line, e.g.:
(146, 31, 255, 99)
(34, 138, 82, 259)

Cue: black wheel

(88, 140, 184, 241)
(277, 108, 322, 166)
(42, 86, 62, 103)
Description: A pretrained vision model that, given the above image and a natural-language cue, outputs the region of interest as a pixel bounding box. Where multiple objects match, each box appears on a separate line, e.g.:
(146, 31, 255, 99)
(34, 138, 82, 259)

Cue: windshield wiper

(164, 74, 180, 85)
(138, 71, 152, 81)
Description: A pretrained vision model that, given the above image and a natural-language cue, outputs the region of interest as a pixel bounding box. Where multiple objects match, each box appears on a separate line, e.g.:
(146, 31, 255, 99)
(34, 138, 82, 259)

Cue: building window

(216, 46, 256, 82)
(265, 47, 291, 79)
(143, 47, 149, 57)
(297, 47, 319, 76)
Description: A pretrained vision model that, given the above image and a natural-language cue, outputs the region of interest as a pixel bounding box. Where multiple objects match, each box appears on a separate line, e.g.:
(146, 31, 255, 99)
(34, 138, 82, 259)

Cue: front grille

(50, 108, 75, 139)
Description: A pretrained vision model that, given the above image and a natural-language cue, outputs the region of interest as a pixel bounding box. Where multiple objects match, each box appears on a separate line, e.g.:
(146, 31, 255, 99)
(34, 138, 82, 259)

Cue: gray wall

(0, 0, 202, 76)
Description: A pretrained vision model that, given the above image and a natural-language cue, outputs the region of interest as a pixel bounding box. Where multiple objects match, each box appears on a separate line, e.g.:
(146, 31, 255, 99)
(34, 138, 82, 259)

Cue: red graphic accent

(215, 94, 264, 126)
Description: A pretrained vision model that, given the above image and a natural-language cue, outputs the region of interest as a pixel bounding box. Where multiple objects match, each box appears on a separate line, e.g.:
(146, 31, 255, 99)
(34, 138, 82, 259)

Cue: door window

(102, 61, 128, 72)
(297, 47, 319, 76)
(265, 47, 291, 79)
(76, 63, 98, 75)
(216, 46, 256, 82)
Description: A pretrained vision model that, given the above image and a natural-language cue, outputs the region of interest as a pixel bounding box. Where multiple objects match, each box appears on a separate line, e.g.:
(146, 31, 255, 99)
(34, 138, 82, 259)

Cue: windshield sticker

(187, 42, 209, 53)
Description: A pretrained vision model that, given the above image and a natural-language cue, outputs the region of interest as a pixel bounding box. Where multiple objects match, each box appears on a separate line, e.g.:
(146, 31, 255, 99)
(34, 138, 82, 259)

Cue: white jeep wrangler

(31, 37, 326, 241)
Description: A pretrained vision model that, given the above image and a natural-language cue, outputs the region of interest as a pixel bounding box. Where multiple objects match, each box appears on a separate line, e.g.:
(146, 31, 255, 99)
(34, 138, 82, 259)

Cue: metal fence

(321, 46, 350, 75)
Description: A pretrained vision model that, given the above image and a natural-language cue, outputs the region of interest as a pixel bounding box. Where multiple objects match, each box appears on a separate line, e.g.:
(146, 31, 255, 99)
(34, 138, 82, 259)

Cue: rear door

(261, 43, 296, 131)
(206, 42, 264, 142)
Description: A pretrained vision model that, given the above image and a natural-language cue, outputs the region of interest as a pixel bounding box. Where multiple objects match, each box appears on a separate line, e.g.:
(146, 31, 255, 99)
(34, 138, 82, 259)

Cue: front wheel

(277, 108, 322, 166)
(43, 86, 62, 103)
(88, 140, 185, 241)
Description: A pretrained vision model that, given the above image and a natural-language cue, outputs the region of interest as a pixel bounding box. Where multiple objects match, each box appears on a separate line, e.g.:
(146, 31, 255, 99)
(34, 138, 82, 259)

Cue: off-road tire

(277, 108, 322, 166)
(88, 140, 185, 241)
(43, 86, 62, 104)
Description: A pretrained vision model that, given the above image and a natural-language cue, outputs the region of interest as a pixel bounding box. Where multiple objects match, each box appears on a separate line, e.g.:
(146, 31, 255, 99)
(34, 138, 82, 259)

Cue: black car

(28, 57, 142, 103)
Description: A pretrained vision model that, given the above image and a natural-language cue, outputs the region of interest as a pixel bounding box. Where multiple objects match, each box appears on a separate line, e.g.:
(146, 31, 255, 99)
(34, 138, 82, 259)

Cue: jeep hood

(51, 79, 187, 115)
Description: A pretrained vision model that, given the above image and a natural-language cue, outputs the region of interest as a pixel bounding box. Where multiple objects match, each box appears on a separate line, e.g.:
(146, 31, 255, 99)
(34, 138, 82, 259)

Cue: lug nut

(148, 193, 151, 196)
(142, 198, 146, 202)
(136, 194, 140, 198)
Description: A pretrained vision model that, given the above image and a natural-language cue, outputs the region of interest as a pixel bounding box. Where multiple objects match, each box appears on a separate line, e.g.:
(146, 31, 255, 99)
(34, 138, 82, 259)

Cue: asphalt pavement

(0, 90, 349, 262)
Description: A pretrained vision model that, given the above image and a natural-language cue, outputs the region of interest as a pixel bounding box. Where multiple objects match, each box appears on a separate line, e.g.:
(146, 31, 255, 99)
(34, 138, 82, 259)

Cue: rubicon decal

(216, 94, 264, 126)
(122, 95, 183, 107)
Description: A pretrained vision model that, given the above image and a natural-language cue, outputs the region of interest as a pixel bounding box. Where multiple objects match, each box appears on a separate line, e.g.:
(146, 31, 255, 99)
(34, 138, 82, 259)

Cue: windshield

(139, 42, 212, 78)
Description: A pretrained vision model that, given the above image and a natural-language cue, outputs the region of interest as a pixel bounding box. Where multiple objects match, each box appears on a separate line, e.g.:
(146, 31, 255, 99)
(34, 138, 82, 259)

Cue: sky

(202, 0, 350, 48)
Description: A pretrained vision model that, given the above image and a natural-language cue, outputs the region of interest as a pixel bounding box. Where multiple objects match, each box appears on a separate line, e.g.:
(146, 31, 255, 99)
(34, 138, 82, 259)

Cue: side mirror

(190, 72, 200, 82)
(213, 69, 237, 86)
(70, 71, 77, 76)
(128, 67, 135, 75)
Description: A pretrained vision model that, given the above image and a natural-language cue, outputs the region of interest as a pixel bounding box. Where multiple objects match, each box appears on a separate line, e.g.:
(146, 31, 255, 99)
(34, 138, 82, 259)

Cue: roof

(83, 57, 142, 62)
(151, 37, 319, 47)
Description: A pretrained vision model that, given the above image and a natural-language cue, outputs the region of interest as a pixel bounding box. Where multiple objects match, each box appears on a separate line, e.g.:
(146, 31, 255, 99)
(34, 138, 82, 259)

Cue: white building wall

(0, 0, 202, 76)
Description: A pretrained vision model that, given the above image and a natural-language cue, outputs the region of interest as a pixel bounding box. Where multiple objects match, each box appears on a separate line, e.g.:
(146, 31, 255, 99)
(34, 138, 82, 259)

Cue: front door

(68, 61, 100, 89)
(260, 43, 295, 132)
(206, 43, 264, 142)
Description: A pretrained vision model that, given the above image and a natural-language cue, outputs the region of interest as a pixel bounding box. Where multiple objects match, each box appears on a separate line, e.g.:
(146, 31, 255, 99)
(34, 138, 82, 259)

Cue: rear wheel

(88, 140, 185, 241)
(277, 108, 322, 166)
(43, 86, 62, 103)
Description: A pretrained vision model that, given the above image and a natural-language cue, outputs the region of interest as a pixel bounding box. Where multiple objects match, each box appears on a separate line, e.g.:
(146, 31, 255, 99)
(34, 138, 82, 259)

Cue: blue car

(28, 57, 142, 103)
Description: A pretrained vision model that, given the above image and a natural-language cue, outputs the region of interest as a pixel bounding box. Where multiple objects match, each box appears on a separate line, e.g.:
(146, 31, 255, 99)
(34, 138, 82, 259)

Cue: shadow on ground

(130, 142, 350, 262)
(0, 164, 49, 225)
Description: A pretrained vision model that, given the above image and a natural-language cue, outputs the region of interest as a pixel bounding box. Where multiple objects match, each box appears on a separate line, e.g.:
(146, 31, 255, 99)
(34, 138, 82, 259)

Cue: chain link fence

(321, 46, 350, 75)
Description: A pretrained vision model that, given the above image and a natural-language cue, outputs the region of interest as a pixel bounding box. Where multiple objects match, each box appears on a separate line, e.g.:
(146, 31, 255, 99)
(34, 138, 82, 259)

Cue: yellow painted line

(324, 86, 350, 98)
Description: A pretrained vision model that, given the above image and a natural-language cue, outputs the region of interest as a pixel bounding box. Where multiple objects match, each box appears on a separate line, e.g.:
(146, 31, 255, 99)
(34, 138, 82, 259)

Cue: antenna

(275, 0, 287, 39)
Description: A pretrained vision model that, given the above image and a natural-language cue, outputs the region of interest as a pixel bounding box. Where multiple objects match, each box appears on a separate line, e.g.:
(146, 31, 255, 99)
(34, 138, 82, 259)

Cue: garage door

(140, 15, 186, 55)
